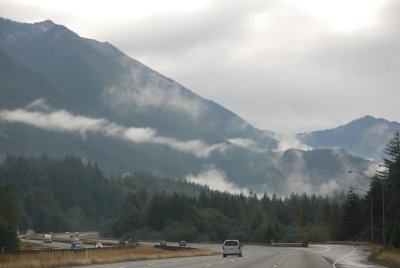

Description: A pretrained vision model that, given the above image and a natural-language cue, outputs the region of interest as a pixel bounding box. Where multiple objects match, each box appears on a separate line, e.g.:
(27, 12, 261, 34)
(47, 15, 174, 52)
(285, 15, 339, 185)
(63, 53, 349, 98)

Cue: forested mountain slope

(0, 18, 373, 195)
(0, 155, 210, 232)
(0, 154, 344, 244)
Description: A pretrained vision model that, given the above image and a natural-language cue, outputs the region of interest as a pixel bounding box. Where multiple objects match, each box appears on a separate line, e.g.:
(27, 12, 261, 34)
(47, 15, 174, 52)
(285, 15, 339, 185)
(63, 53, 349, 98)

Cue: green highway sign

(288, 229, 297, 239)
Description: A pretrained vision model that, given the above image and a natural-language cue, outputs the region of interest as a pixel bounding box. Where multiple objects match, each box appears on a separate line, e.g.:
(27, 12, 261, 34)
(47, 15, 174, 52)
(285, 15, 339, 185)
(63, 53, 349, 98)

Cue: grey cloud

(100, 0, 400, 134)
(2, 0, 399, 135)
(103, 0, 279, 57)
(0, 100, 259, 158)
(102, 69, 203, 119)
(0, 1, 72, 25)
(272, 133, 313, 152)
(186, 166, 250, 194)
(0, 108, 108, 135)
(304, 2, 400, 94)
(228, 138, 267, 153)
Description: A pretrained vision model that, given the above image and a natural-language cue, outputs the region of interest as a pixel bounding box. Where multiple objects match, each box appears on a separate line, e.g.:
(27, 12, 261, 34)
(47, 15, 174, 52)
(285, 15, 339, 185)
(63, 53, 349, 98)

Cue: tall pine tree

(385, 134, 400, 247)
(0, 183, 20, 250)
(381, 132, 400, 177)
(341, 187, 363, 240)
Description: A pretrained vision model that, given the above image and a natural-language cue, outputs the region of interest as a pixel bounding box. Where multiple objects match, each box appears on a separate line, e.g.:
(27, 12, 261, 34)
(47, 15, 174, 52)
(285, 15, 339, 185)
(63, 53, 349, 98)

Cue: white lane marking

(333, 246, 355, 268)
(272, 253, 291, 268)
(312, 250, 332, 265)
(302, 246, 332, 265)
(317, 246, 330, 254)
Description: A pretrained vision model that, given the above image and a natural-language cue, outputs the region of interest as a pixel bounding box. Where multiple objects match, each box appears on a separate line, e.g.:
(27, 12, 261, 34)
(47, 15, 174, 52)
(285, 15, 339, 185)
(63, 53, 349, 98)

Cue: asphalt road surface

(67, 243, 389, 268)
(20, 237, 74, 249)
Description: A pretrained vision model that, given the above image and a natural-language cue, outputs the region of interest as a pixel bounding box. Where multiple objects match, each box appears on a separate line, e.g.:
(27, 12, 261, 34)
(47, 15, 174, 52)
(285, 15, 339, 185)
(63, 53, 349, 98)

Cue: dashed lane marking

(271, 253, 291, 268)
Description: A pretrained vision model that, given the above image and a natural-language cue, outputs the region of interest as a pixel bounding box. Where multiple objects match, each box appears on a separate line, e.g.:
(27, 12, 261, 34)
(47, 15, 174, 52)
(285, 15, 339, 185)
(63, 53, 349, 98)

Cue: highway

(20, 237, 73, 249)
(67, 243, 388, 268)
(20, 232, 101, 249)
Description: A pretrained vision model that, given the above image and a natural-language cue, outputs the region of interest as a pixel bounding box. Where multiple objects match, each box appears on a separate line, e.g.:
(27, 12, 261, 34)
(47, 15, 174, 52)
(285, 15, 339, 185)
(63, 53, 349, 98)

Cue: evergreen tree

(381, 132, 400, 177)
(112, 193, 144, 237)
(0, 184, 20, 250)
(386, 155, 400, 247)
(0, 183, 19, 226)
(198, 190, 210, 209)
(389, 158, 400, 211)
(341, 187, 363, 240)
(375, 132, 400, 247)
(0, 216, 20, 250)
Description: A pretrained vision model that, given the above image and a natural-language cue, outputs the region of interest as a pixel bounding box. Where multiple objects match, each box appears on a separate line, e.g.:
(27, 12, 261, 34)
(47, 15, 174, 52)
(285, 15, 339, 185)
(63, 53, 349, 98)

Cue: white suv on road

(223, 239, 242, 257)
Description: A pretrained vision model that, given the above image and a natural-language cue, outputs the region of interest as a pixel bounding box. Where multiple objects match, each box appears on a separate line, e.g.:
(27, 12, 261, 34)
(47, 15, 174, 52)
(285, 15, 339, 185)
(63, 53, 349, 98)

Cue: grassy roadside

(0, 244, 213, 268)
(370, 244, 400, 267)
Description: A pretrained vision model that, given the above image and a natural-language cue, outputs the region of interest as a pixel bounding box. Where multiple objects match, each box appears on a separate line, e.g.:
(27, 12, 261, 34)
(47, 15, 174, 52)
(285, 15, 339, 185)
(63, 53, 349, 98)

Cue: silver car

(222, 239, 242, 257)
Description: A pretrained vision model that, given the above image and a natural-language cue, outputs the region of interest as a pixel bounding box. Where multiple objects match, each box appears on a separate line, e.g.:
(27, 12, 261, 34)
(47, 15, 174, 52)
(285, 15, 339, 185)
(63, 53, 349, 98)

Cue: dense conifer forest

(0, 132, 399, 250)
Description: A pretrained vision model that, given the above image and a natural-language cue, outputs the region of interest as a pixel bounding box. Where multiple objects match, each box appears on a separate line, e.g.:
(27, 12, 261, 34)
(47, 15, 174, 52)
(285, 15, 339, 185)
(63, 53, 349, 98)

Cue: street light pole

(382, 180, 385, 246)
(348, 170, 385, 245)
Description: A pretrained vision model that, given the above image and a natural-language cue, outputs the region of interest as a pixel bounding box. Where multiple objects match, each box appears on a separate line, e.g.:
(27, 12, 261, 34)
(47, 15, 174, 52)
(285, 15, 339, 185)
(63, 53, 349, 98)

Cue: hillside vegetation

(0, 154, 344, 245)
(0, 132, 399, 250)
(0, 18, 374, 195)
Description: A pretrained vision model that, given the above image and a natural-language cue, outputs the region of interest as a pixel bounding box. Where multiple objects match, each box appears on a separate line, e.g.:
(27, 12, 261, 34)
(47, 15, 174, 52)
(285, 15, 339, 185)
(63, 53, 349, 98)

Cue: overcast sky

(1, 0, 399, 134)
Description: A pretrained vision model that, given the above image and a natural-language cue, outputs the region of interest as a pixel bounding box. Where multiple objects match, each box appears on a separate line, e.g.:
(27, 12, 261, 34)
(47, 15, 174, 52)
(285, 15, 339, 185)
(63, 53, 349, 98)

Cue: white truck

(42, 234, 52, 243)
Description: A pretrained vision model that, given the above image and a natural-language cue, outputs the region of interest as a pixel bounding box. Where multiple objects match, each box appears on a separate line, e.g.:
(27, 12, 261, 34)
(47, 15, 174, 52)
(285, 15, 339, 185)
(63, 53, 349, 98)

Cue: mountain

(298, 115, 400, 161)
(0, 18, 373, 195)
(0, 18, 276, 146)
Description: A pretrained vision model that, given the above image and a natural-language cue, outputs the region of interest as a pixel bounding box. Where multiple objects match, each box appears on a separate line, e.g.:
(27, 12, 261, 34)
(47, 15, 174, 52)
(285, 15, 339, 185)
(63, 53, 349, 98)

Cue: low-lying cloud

(0, 100, 258, 158)
(273, 133, 313, 152)
(102, 69, 203, 119)
(227, 138, 266, 153)
(186, 167, 250, 195)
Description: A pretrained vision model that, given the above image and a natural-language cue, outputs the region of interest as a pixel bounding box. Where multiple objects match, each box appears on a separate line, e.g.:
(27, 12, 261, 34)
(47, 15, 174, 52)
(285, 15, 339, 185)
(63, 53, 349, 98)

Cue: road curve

(65, 243, 390, 268)
(310, 244, 388, 268)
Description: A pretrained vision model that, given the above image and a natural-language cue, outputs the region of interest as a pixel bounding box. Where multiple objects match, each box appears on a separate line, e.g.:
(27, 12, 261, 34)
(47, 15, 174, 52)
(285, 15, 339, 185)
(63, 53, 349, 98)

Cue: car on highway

(42, 233, 52, 243)
(95, 242, 103, 248)
(222, 239, 242, 257)
(159, 240, 167, 246)
(179, 241, 189, 247)
(71, 240, 85, 250)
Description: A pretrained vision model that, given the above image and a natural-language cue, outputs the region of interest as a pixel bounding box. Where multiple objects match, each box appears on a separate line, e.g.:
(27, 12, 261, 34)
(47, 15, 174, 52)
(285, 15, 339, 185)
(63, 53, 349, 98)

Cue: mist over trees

(0, 154, 345, 246)
(1, 133, 400, 250)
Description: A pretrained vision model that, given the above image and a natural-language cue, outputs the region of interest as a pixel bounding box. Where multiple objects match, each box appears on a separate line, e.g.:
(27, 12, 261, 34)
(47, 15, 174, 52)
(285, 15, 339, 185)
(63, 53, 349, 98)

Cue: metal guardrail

(154, 245, 195, 251)
(270, 242, 308, 247)
(0, 245, 138, 255)
(326, 241, 367, 245)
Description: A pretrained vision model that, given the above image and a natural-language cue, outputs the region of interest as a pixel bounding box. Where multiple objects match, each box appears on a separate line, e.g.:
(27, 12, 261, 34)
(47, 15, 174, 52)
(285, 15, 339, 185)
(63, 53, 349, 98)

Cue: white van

(42, 234, 52, 243)
(222, 239, 242, 257)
